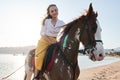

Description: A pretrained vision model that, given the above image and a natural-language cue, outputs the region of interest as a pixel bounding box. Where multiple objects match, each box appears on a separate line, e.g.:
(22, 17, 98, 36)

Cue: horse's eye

(92, 26, 97, 33)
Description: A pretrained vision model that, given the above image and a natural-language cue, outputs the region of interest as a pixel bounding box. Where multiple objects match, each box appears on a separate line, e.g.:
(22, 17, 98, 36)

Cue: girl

(34, 4, 65, 79)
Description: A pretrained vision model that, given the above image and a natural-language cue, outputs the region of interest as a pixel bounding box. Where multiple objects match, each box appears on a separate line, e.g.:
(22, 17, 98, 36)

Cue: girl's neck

(51, 17, 58, 22)
(51, 18, 58, 26)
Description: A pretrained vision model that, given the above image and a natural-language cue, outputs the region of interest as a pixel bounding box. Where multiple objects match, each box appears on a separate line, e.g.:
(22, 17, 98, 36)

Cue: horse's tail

(24, 73, 27, 80)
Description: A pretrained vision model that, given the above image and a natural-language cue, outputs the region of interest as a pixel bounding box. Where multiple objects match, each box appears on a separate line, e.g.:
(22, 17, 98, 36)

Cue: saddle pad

(42, 43, 57, 71)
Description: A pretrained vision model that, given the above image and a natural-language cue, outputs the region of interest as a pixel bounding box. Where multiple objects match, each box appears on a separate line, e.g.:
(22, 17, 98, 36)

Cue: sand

(78, 60, 120, 80)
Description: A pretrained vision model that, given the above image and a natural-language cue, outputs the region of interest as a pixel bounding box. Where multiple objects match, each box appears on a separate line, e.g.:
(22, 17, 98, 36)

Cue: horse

(24, 49, 35, 80)
(25, 3, 105, 80)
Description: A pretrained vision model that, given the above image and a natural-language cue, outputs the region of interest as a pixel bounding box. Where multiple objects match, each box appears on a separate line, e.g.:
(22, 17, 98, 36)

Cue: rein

(0, 64, 24, 80)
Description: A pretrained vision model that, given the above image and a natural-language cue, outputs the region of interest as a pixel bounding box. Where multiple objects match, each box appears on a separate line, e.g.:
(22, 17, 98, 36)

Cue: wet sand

(78, 60, 120, 80)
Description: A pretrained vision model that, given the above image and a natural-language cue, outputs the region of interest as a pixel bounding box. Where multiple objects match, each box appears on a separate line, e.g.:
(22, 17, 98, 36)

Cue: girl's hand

(50, 41, 57, 44)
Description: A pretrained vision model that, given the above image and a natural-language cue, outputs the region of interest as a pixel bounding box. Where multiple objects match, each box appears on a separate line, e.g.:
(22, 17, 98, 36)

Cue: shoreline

(78, 60, 120, 80)
(78, 56, 120, 70)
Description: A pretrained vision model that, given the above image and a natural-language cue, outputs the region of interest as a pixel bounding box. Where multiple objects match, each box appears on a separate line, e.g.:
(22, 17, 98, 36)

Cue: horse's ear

(96, 12, 98, 17)
(87, 3, 94, 17)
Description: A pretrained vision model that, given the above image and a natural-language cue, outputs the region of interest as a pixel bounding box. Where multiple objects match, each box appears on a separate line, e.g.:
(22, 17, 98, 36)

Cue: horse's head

(78, 3, 105, 61)
(58, 3, 105, 62)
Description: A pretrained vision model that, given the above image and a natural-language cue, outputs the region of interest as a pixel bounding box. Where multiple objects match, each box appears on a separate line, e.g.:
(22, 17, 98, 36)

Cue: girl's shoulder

(44, 19, 51, 23)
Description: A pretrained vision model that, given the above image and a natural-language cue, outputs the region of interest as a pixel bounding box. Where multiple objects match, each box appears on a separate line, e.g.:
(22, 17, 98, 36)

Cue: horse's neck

(59, 26, 80, 63)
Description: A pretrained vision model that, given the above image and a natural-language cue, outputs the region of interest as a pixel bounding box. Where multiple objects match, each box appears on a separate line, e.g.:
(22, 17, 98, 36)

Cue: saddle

(42, 43, 58, 71)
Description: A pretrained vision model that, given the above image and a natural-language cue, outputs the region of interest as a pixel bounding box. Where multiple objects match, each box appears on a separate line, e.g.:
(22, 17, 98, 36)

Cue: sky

(0, 0, 120, 49)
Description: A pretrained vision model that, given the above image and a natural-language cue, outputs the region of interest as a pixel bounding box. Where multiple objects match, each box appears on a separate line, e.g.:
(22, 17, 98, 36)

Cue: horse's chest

(53, 53, 73, 79)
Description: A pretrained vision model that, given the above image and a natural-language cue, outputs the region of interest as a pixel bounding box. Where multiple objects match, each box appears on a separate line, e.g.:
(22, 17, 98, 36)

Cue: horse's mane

(62, 10, 97, 37)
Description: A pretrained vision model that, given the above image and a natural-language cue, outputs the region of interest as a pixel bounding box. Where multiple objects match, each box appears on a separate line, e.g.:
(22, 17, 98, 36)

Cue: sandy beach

(78, 60, 120, 80)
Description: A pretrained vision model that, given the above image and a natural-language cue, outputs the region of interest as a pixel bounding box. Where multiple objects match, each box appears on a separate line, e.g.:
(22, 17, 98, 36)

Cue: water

(0, 54, 120, 80)
(0, 54, 25, 80)
(78, 56, 120, 70)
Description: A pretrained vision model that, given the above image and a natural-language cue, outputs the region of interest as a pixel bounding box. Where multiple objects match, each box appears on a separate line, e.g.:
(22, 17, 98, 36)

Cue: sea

(0, 54, 120, 80)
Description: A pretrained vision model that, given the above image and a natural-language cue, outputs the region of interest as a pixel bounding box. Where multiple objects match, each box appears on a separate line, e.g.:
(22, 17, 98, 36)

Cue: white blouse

(40, 19, 65, 37)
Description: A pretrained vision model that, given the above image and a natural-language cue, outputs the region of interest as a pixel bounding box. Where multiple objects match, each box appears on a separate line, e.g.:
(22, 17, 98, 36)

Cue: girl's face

(49, 6, 58, 18)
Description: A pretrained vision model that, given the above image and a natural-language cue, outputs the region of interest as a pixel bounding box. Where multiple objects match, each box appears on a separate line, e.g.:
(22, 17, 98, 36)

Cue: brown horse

(25, 3, 105, 80)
